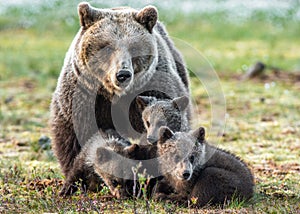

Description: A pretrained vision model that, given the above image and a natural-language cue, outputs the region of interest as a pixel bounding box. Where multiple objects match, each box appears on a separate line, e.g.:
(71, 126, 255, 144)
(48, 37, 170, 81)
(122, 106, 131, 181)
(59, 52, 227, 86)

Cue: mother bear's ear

(135, 5, 158, 33)
(78, 2, 106, 29)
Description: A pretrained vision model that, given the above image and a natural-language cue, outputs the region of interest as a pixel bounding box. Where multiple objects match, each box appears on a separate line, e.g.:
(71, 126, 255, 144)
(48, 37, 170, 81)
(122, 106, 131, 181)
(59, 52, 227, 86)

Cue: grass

(161, 7, 300, 72)
(0, 1, 300, 213)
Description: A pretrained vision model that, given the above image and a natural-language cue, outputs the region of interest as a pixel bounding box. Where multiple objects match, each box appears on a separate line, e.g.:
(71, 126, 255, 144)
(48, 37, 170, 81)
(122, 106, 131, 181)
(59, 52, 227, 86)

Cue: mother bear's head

(73, 2, 159, 97)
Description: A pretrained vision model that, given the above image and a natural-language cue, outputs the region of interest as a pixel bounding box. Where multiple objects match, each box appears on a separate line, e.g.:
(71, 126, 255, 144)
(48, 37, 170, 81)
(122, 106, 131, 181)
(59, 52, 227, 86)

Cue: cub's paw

(59, 183, 78, 197)
(153, 192, 188, 205)
(153, 192, 169, 201)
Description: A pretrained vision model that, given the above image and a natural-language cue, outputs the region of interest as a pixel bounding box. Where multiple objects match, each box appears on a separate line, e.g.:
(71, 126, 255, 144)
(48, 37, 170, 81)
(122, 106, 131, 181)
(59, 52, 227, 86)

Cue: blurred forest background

(0, 0, 299, 213)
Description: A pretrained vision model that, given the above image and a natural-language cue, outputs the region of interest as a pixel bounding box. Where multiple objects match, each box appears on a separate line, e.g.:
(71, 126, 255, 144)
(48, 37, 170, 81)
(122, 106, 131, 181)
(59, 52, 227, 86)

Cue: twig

(144, 175, 152, 214)
(132, 163, 142, 214)
(132, 166, 137, 214)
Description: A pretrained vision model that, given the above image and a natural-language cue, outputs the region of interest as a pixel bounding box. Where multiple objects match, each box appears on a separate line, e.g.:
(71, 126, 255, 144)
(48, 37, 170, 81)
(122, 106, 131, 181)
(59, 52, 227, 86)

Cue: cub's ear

(172, 95, 189, 111)
(158, 126, 174, 144)
(136, 96, 156, 110)
(191, 127, 205, 144)
(135, 5, 158, 33)
(96, 147, 112, 163)
(78, 2, 105, 29)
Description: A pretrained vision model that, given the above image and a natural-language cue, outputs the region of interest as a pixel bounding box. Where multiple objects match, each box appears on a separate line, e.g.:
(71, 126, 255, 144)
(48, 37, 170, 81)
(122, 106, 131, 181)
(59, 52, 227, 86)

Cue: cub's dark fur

(136, 95, 190, 144)
(155, 126, 254, 207)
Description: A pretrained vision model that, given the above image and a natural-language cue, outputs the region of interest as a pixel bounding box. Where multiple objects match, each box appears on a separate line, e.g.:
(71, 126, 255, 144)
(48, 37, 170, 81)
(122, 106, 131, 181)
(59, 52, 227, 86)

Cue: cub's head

(75, 2, 159, 96)
(136, 95, 189, 144)
(93, 146, 135, 198)
(157, 126, 206, 181)
(93, 143, 157, 198)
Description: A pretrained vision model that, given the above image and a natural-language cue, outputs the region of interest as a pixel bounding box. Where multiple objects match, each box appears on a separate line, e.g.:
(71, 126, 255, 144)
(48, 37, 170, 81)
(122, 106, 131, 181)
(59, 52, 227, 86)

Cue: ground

(0, 2, 299, 213)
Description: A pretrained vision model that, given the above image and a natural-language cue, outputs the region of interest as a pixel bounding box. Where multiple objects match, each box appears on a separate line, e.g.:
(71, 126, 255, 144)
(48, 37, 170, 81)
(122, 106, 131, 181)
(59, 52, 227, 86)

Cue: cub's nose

(116, 70, 132, 83)
(182, 171, 191, 180)
(147, 136, 157, 144)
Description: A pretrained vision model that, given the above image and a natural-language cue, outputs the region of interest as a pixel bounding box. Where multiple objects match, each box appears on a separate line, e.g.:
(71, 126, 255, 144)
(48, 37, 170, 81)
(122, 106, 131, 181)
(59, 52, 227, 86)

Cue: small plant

(137, 169, 152, 214)
(190, 196, 198, 205)
(99, 185, 110, 196)
(131, 162, 153, 214)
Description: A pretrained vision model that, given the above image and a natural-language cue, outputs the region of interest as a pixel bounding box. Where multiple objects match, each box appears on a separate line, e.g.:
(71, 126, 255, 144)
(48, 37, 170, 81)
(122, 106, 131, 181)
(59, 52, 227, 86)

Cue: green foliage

(99, 185, 110, 196)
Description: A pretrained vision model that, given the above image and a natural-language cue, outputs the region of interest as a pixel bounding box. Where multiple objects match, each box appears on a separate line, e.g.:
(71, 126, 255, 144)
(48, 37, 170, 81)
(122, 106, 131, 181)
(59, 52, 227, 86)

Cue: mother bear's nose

(116, 69, 132, 83)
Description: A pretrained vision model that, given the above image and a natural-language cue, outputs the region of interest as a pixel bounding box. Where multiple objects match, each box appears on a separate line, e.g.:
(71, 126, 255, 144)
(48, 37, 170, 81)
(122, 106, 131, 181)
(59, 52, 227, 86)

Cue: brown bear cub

(61, 132, 159, 198)
(90, 140, 136, 198)
(155, 126, 254, 207)
(136, 95, 190, 144)
(93, 142, 161, 199)
(59, 130, 131, 196)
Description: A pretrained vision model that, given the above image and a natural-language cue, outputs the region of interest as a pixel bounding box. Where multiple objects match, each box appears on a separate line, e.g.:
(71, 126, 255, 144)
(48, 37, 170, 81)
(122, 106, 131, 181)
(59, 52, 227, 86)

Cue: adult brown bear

(50, 2, 190, 194)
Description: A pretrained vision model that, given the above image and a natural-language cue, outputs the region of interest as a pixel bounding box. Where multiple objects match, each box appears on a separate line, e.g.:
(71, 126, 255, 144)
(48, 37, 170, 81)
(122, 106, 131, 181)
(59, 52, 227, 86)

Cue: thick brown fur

(50, 2, 190, 193)
(92, 142, 160, 199)
(62, 132, 158, 198)
(59, 129, 131, 196)
(90, 140, 136, 198)
(155, 126, 255, 207)
(136, 95, 190, 144)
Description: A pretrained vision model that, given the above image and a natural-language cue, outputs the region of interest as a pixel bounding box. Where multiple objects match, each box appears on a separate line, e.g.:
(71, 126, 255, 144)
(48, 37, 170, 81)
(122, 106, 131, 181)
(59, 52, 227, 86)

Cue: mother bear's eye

(97, 42, 114, 55)
(102, 46, 114, 55)
(174, 155, 180, 163)
(98, 42, 110, 50)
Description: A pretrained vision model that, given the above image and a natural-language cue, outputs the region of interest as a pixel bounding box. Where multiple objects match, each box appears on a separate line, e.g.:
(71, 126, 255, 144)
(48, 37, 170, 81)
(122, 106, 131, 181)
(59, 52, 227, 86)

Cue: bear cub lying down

(155, 126, 254, 206)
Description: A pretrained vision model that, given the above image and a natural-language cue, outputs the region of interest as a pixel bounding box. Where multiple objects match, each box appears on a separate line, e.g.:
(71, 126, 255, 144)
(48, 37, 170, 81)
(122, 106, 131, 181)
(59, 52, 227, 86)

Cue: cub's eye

(111, 180, 119, 187)
(146, 121, 150, 128)
(189, 155, 195, 164)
